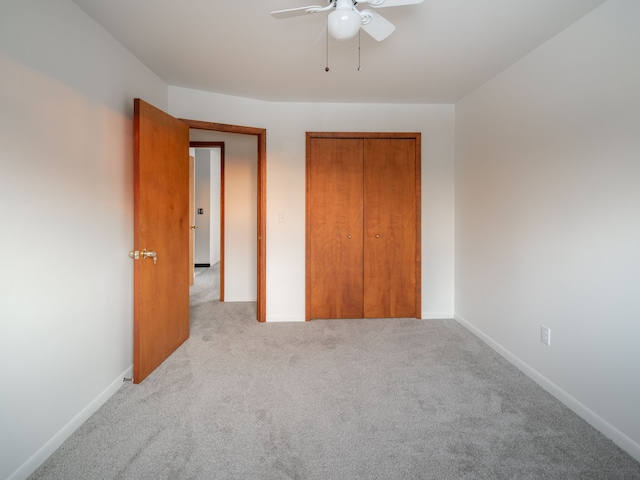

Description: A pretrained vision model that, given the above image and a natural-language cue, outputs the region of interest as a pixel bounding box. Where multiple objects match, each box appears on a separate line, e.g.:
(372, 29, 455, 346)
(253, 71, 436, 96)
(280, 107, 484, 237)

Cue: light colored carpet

(191, 264, 220, 306)
(30, 267, 640, 479)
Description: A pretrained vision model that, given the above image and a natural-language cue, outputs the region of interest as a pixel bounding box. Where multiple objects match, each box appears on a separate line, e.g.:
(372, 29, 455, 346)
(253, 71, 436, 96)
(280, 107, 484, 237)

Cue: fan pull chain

(325, 17, 330, 72)
(358, 29, 362, 71)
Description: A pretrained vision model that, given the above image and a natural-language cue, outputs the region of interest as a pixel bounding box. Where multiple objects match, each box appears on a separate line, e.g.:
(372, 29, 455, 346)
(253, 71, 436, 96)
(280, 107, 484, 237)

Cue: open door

(133, 99, 190, 383)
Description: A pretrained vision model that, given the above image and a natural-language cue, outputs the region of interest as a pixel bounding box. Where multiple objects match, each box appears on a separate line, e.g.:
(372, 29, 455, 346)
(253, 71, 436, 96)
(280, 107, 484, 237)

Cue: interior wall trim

(181, 119, 267, 322)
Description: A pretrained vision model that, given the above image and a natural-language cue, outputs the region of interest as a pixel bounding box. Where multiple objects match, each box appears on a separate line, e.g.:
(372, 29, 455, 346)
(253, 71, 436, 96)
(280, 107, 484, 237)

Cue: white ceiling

(70, 0, 606, 104)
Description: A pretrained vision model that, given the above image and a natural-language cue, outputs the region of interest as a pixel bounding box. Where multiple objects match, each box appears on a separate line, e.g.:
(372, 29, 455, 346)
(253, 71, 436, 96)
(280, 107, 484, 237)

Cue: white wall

(191, 131, 258, 302)
(0, 1, 168, 479)
(192, 148, 221, 266)
(210, 148, 222, 266)
(194, 149, 212, 264)
(455, 0, 640, 461)
(170, 90, 456, 321)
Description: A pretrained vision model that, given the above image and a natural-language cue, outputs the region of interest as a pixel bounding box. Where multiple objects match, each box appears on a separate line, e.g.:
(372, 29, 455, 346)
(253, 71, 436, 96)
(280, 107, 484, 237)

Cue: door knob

(191, 225, 198, 230)
(375, 234, 380, 238)
(142, 249, 158, 265)
(129, 250, 140, 260)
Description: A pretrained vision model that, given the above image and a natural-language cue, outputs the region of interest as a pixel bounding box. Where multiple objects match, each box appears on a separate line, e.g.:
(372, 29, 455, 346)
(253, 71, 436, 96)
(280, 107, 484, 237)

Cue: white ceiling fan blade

(271, 6, 325, 19)
(360, 9, 395, 41)
(358, 0, 423, 8)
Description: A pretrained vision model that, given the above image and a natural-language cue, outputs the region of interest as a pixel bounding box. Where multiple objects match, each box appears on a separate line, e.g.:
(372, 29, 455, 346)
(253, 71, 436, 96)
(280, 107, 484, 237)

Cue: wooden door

(133, 99, 190, 383)
(189, 155, 195, 286)
(306, 133, 421, 321)
(307, 137, 364, 319)
(363, 138, 417, 318)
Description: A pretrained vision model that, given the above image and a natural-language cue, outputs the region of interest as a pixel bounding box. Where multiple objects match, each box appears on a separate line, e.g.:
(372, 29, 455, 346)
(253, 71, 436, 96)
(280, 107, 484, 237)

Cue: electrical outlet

(540, 325, 551, 346)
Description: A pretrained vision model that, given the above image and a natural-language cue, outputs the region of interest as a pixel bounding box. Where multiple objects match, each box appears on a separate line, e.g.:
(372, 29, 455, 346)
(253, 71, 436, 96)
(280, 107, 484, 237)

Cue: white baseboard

(422, 312, 454, 320)
(8, 365, 134, 480)
(454, 313, 640, 463)
(266, 315, 305, 322)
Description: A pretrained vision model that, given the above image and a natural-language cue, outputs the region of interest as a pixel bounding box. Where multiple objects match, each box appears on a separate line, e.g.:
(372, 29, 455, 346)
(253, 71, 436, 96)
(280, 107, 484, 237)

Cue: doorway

(191, 142, 224, 300)
(181, 119, 266, 322)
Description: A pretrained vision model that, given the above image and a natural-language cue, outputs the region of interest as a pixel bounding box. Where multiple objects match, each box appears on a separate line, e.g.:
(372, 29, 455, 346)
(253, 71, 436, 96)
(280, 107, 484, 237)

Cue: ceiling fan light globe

(328, 9, 361, 40)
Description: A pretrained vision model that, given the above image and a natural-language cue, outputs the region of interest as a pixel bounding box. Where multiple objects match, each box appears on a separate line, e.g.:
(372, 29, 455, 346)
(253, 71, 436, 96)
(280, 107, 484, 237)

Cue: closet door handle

(375, 234, 380, 238)
(347, 235, 352, 239)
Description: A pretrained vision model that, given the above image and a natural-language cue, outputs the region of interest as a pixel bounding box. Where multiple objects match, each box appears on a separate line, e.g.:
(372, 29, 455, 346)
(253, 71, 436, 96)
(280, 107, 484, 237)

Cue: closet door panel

(363, 138, 416, 318)
(307, 138, 364, 319)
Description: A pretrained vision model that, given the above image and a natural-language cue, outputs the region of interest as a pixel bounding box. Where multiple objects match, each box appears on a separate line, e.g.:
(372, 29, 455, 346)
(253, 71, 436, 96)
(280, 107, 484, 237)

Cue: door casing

(181, 119, 266, 322)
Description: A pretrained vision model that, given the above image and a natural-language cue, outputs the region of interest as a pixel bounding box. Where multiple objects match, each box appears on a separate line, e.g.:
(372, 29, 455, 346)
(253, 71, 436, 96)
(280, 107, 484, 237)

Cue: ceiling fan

(271, 0, 424, 42)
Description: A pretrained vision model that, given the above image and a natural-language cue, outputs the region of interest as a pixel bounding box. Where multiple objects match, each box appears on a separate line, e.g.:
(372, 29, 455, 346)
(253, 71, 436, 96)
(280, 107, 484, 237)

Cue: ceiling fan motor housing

(328, 0, 362, 40)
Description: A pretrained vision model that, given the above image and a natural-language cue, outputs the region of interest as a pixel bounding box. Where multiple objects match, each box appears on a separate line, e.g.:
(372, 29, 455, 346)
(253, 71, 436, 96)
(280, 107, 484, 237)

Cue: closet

(306, 132, 421, 320)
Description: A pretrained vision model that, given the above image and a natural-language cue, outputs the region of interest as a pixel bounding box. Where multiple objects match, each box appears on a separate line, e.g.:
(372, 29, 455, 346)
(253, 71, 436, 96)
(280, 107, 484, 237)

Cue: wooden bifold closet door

(306, 132, 421, 321)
